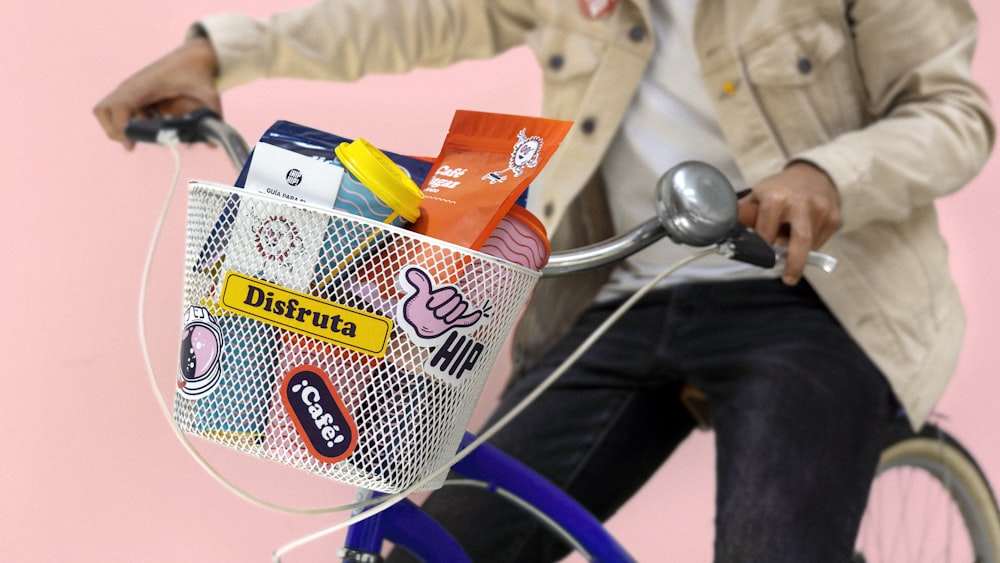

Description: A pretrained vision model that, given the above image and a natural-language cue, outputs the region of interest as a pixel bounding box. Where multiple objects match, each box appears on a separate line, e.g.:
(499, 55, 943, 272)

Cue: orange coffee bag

(411, 110, 572, 250)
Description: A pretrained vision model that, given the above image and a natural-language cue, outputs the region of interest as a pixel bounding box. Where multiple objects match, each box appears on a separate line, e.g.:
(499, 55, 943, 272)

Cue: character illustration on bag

(483, 129, 544, 184)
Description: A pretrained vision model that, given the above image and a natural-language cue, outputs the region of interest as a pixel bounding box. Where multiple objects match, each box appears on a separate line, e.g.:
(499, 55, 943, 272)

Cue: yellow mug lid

(334, 138, 425, 223)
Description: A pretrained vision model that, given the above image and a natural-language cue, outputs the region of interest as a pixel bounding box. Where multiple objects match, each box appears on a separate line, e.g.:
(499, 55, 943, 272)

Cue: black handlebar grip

(124, 117, 165, 143)
(125, 108, 223, 144)
(728, 225, 777, 268)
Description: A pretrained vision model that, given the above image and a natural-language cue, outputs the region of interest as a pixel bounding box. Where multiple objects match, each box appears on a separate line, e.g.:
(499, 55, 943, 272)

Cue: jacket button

(543, 201, 555, 218)
(628, 25, 646, 42)
(548, 54, 565, 70)
(581, 118, 596, 134)
(797, 57, 813, 74)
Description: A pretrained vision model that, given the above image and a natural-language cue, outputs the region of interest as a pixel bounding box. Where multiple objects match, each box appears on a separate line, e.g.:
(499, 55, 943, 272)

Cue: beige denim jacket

(202, 0, 994, 428)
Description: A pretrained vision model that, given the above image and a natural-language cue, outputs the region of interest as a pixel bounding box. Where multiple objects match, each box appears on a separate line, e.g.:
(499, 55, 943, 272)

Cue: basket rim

(188, 179, 544, 278)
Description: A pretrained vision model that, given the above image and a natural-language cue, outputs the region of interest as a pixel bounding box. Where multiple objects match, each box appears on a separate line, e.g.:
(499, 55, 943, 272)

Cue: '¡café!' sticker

(280, 365, 358, 463)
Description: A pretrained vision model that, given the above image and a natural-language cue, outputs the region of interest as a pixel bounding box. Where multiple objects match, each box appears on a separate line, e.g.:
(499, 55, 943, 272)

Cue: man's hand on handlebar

(738, 161, 841, 286)
(93, 36, 222, 151)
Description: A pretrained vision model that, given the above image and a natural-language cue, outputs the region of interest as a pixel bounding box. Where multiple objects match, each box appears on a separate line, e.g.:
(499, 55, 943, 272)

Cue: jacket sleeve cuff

(191, 14, 272, 91)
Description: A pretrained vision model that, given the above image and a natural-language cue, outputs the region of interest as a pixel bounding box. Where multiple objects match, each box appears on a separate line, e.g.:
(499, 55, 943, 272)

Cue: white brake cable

(270, 247, 718, 561)
(137, 136, 364, 516)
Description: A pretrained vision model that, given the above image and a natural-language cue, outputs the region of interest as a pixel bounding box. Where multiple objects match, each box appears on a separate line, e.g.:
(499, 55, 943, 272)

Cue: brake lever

(720, 225, 838, 273)
(773, 246, 839, 273)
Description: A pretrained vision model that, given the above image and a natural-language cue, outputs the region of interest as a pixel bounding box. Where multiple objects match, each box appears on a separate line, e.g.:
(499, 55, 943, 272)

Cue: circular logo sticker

(254, 215, 301, 262)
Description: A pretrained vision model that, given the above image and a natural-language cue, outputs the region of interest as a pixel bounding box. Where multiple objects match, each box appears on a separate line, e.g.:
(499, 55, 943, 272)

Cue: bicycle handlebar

(542, 161, 838, 276)
(126, 111, 837, 277)
(125, 108, 251, 172)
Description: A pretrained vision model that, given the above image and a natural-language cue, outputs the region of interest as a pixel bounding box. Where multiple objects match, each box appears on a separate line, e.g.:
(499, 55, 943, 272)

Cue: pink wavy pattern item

(481, 215, 549, 270)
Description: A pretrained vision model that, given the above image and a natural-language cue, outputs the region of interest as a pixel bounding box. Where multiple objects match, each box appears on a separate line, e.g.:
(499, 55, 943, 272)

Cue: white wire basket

(175, 181, 540, 492)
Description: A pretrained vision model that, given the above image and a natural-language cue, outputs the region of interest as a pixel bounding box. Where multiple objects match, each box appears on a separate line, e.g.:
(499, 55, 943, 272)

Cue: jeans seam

(561, 387, 636, 490)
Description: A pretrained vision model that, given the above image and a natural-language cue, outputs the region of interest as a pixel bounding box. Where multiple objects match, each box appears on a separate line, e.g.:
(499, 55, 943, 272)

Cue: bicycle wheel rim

(855, 424, 1000, 563)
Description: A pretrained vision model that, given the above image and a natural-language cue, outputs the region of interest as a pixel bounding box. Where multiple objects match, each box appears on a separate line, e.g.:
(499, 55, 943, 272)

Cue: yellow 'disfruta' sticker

(219, 271, 392, 357)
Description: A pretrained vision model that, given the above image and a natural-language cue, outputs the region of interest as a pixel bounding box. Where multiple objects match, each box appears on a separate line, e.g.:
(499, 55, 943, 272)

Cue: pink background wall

(2, 1, 997, 561)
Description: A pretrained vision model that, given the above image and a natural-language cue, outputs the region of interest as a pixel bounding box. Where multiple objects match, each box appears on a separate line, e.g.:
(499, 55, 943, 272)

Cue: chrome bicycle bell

(655, 161, 738, 247)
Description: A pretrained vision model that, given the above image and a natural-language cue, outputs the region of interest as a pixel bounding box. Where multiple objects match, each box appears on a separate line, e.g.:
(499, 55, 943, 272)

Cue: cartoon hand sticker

(400, 266, 483, 341)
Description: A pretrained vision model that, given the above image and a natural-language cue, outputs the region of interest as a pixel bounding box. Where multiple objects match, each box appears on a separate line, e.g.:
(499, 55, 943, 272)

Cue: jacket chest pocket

(739, 12, 869, 155)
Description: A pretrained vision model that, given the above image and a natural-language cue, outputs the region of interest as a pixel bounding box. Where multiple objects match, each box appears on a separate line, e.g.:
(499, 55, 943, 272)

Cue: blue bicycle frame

(342, 433, 636, 563)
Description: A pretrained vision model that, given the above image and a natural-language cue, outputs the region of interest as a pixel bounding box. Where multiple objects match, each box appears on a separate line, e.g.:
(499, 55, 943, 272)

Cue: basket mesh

(175, 181, 539, 492)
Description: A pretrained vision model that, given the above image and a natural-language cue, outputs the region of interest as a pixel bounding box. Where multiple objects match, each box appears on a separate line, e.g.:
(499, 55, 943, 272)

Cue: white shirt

(597, 0, 776, 300)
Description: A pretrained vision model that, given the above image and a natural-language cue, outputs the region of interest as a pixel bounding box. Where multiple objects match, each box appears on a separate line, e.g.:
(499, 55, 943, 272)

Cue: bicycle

(130, 110, 1000, 563)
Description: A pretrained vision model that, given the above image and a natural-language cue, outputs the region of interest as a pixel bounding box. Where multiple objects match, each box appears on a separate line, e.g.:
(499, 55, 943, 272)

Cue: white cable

(270, 247, 717, 561)
(137, 140, 366, 516)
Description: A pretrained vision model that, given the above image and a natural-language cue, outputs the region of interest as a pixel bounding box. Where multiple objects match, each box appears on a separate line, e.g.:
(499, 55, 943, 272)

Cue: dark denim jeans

(388, 278, 895, 563)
